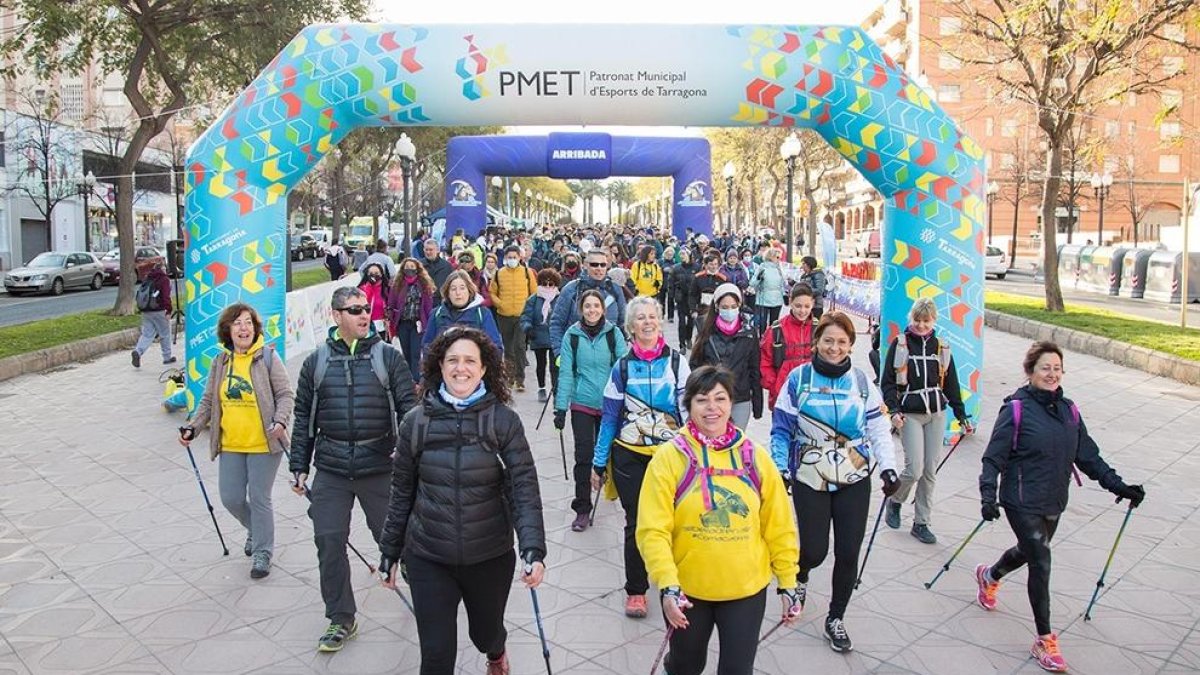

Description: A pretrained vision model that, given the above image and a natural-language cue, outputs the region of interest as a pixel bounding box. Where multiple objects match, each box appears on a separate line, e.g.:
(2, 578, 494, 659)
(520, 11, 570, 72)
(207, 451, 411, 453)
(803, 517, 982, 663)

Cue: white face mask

(504, 258, 519, 268)
(718, 308, 740, 323)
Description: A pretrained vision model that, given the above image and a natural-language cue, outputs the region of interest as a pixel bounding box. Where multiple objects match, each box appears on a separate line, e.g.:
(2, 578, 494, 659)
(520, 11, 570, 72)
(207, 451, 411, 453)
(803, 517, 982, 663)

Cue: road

(0, 258, 325, 329)
(990, 270, 1200, 328)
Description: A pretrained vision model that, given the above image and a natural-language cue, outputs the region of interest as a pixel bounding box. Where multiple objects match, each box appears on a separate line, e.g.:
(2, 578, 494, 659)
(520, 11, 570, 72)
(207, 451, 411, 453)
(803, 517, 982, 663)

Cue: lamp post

(525, 187, 533, 223)
(491, 175, 503, 208)
(395, 133, 416, 256)
(536, 192, 544, 224)
(76, 171, 96, 252)
(986, 180, 999, 245)
(779, 134, 801, 264)
(1090, 172, 1113, 244)
(722, 161, 736, 238)
(511, 182, 521, 221)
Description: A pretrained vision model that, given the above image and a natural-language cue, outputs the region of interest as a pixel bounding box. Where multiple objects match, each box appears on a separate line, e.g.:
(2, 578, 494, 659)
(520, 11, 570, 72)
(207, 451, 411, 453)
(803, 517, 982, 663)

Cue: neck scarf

(812, 351, 852, 378)
(687, 418, 737, 448)
(438, 381, 488, 411)
(715, 314, 740, 336)
(631, 334, 666, 361)
(581, 318, 604, 338)
(536, 286, 559, 323)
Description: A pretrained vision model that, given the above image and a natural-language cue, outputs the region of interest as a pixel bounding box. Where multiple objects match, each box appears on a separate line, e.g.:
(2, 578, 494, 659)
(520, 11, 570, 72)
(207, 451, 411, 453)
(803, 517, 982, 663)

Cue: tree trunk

(111, 119, 163, 315)
(1040, 139, 1066, 312)
(802, 170, 818, 257)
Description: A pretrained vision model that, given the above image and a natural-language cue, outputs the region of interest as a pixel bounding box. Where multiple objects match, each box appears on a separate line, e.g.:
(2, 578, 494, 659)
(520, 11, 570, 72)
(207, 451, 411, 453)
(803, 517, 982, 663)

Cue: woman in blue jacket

(520, 268, 562, 403)
(553, 289, 627, 533)
(421, 270, 503, 362)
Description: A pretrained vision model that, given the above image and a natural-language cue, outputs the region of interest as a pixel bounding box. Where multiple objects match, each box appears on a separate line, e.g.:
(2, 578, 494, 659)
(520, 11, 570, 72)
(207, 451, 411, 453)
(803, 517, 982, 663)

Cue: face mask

(566, 261, 579, 270)
(368, 274, 381, 282)
(743, 257, 752, 264)
(718, 308, 740, 323)
(403, 270, 417, 279)
(504, 259, 519, 268)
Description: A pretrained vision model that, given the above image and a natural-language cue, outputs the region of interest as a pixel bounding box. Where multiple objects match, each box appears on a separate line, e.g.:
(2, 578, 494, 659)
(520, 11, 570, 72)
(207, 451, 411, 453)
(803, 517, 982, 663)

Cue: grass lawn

(292, 266, 331, 290)
(985, 291, 1200, 362)
(0, 311, 142, 361)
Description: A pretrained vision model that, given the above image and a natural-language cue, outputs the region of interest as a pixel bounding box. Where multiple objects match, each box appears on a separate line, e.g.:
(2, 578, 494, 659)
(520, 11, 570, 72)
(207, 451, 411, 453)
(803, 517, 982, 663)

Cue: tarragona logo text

(551, 150, 607, 160)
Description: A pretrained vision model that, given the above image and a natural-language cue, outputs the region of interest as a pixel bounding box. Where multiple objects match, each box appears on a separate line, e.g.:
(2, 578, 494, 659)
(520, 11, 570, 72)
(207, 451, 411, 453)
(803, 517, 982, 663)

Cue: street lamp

(76, 171, 96, 252)
(395, 132, 416, 257)
(722, 161, 736, 238)
(511, 182, 521, 220)
(525, 187, 533, 222)
(779, 134, 801, 263)
(1090, 172, 1113, 244)
(986, 180, 999, 245)
(491, 176, 502, 209)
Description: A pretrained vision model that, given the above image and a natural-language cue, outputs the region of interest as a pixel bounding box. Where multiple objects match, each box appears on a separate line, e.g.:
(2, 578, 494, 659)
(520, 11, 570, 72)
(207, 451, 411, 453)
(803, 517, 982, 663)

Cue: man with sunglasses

(549, 249, 628, 357)
(290, 286, 417, 654)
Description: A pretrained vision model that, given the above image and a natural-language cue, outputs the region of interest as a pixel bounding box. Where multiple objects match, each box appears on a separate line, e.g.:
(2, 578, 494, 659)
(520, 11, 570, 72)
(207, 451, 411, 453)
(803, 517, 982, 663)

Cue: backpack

(893, 333, 951, 388)
(671, 434, 762, 509)
(568, 328, 618, 379)
(1010, 398, 1084, 486)
(770, 323, 786, 369)
(136, 277, 163, 312)
(619, 349, 683, 394)
(789, 363, 870, 414)
(407, 402, 501, 474)
(326, 247, 346, 274)
(308, 340, 399, 441)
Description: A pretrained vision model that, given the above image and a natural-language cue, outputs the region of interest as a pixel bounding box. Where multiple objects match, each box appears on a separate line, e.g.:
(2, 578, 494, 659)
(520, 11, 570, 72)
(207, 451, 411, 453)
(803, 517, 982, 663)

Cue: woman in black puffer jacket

(379, 327, 546, 675)
(688, 283, 762, 429)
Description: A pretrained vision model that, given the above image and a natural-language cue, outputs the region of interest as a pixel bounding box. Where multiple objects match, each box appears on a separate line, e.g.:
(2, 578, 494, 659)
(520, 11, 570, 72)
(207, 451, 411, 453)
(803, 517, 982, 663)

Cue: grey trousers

(217, 450, 283, 555)
(889, 410, 945, 526)
(308, 470, 390, 624)
(134, 311, 173, 359)
(730, 401, 752, 430)
(496, 314, 527, 384)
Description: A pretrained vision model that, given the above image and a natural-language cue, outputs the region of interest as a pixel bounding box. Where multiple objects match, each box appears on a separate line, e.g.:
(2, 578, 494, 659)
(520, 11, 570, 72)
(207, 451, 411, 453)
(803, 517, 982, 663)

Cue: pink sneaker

(975, 564, 1000, 611)
(1031, 633, 1068, 672)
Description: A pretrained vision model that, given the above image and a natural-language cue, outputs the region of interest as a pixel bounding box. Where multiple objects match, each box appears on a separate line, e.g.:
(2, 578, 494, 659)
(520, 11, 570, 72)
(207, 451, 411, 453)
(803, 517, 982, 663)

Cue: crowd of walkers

(176, 223, 1145, 675)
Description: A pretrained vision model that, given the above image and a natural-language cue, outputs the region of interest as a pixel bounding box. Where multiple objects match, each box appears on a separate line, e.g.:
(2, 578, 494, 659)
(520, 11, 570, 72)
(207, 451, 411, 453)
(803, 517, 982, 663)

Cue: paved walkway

(1, 323, 1198, 674)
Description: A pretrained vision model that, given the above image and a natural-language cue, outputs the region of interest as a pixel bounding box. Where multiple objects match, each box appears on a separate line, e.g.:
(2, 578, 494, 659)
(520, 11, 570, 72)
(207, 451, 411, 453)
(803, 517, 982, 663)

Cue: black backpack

(136, 278, 162, 312)
(568, 328, 619, 379)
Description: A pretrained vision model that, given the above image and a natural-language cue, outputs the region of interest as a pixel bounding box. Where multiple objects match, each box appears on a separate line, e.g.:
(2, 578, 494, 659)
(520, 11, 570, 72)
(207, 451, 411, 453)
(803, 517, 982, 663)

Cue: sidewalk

(0, 326, 1197, 674)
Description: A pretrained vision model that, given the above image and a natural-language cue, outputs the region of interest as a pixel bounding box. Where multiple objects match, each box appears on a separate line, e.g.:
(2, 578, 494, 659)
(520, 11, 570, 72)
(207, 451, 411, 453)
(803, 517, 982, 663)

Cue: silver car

(4, 251, 106, 296)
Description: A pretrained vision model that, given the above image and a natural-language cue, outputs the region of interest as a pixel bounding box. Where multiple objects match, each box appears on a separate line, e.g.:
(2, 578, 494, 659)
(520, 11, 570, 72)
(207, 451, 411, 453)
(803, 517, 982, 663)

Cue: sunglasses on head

(335, 304, 371, 315)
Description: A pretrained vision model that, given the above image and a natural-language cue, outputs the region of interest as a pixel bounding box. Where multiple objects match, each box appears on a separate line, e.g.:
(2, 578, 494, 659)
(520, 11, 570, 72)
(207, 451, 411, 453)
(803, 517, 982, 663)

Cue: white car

(985, 246, 1008, 279)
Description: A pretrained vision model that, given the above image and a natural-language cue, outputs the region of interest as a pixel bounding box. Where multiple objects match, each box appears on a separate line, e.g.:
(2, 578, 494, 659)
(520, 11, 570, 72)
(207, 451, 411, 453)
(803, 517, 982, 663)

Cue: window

(1159, 154, 1181, 174)
(1001, 118, 1019, 138)
(937, 84, 961, 102)
(1126, 92, 1137, 107)
(1103, 158, 1118, 175)
(61, 82, 85, 123)
(1160, 121, 1182, 140)
(1163, 23, 1186, 43)
(1162, 89, 1182, 109)
(998, 153, 1015, 170)
(1104, 120, 1120, 138)
(939, 17, 961, 36)
(1163, 56, 1185, 77)
(939, 52, 961, 70)
(985, 117, 994, 137)
(1128, 122, 1137, 138)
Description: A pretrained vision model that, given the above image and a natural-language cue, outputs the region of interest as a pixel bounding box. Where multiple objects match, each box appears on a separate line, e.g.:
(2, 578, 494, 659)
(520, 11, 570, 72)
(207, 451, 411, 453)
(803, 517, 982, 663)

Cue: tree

(6, 0, 369, 314)
(996, 130, 1040, 266)
(946, 0, 1198, 311)
(5, 91, 79, 257)
(792, 130, 848, 256)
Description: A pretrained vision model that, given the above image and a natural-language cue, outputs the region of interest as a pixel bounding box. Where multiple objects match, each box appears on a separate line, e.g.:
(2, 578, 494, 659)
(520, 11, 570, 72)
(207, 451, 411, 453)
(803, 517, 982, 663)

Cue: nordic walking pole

(1084, 503, 1135, 621)
(589, 475, 604, 525)
(558, 430, 569, 480)
(649, 627, 674, 675)
(758, 619, 786, 644)
(524, 555, 553, 675)
(856, 495, 888, 589)
(925, 518, 987, 589)
(536, 389, 552, 430)
(180, 428, 229, 555)
(934, 435, 966, 475)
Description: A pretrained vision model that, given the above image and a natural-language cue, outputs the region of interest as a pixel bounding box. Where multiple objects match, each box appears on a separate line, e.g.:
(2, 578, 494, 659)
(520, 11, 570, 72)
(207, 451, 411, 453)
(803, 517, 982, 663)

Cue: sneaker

(317, 621, 358, 652)
(538, 388, 548, 403)
(250, 551, 271, 579)
(911, 523, 937, 544)
(885, 501, 901, 529)
(244, 535, 253, 557)
(1031, 633, 1068, 672)
(571, 512, 589, 532)
(975, 564, 1000, 611)
(824, 617, 853, 652)
(624, 594, 648, 618)
(131, 350, 141, 368)
(163, 357, 177, 364)
(485, 652, 511, 675)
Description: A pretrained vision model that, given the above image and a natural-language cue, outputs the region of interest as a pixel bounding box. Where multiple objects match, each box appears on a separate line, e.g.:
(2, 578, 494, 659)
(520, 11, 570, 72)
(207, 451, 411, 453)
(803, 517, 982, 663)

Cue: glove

(880, 469, 899, 497)
(178, 426, 195, 441)
(379, 555, 396, 581)
(778, 586, 804, 619)
(780, 473, 793, 496)
(553, 410, 566, 431)
(1115, 483, 1145, 508)
(981, 502, 1001, 522)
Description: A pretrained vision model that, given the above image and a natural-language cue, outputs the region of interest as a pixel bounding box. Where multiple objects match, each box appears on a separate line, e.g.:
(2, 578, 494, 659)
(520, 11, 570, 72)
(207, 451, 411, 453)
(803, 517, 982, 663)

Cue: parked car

(5, 252, 105, 296)
(291, 233, 319, 260)
(303, 229, 332, 253)
(101, 246, 167, 285)
(854, 230, 881, 258)
(985, 245, 1008, 279)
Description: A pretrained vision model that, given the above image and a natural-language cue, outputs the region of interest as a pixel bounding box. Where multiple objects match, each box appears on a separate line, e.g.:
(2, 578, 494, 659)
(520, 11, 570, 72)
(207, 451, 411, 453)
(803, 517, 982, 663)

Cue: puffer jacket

(379, 392, 547, 565)
(289, 328, 417, 479)
(519, 293, 557, 350)
(980, 385, 1126, 516)
(689, 314, 763, 417)
(490, 264, 537, 317)
(880, 328, 967, 420)
(720, 263, 749, 290)
(750, 262, 785, 307)
(421, 296, 504, 355)
(556, 321, 628, 413)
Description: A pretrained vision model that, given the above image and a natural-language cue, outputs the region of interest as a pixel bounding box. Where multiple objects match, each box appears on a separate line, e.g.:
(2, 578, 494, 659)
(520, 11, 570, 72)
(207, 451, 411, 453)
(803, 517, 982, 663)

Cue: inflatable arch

(445, 133, 712, 238)
(184, 23, 987, 420)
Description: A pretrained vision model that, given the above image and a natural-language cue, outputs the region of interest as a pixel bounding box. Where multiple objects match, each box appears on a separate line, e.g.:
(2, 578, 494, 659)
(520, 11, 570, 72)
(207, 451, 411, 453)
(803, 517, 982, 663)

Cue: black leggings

(665, 588, 768, 675)
(533, 347, 559, 390)
(570, 411, 601, 514)
(406, 549, 516, 675)
(612, 445, 652, 595)
(989, 511, 1061, 636)
(792, 478, 870, 620)
(675, 300, 694, 346)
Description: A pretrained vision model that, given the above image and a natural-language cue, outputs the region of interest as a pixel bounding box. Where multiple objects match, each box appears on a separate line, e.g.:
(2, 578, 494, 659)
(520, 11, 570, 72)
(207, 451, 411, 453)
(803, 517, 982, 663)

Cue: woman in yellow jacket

(637, 365, 802, 675)
(181, 303, 294, 579)
(631, 245, 664, 298)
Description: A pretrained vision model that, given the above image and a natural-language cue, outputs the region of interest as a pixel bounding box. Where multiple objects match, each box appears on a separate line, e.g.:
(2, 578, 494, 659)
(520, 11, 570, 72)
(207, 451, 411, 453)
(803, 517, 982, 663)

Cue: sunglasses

(588, 262, 609, 268)
(335, 304, 371, 315)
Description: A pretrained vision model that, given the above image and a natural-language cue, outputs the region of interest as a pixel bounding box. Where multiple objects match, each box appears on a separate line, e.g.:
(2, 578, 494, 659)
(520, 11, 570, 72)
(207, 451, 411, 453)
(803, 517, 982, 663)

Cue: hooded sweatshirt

(219, 336, 271, 453)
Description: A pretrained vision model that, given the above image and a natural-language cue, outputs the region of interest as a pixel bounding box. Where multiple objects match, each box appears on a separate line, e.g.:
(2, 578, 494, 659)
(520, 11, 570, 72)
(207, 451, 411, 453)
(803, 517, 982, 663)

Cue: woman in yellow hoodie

(637, 365, 802, 675)
(631, 245, 664, 298)
(181, 303, 294, 579)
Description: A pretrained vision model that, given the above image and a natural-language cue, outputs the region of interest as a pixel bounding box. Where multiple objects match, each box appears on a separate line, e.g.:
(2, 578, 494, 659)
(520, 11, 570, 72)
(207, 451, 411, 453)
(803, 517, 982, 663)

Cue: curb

(0, 327, 142, 383)
(985, 310, 1200, 387)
